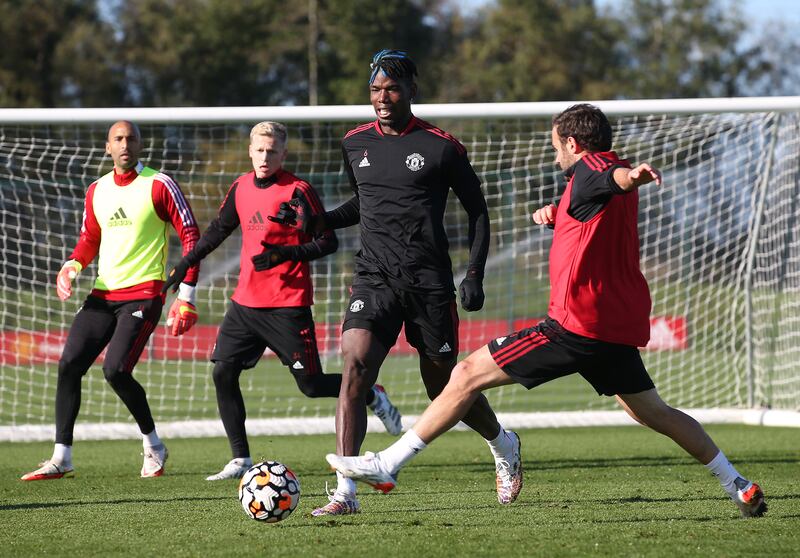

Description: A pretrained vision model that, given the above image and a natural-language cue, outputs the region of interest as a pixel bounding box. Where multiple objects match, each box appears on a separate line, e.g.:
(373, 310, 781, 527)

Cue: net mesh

(1, 108, 799, 433)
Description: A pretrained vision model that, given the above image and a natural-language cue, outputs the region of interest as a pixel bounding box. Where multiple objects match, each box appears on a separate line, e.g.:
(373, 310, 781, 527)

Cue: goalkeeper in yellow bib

(21, 121, 201, 481)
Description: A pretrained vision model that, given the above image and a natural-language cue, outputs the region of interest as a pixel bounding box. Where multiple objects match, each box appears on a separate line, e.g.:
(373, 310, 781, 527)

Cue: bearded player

(327, 104, 767, 519)
(22, 120, 200, 481)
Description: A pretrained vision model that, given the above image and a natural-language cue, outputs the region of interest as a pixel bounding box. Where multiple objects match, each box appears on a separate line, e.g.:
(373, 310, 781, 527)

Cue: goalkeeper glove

(268, 197, 316, 234)
(166, 298, 198, 336)
(56, 260, 83, 301)
(252, 242, 292, 271)
(162, 257, 192, 294)
(458, 269, 485, 312)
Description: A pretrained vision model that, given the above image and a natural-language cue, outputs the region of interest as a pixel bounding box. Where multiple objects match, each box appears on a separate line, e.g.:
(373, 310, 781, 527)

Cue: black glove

(162, 257, 192, 294)
(252, 242, 292, 271)
(268, 197, 315, 234)
(458, 269, 485, 312)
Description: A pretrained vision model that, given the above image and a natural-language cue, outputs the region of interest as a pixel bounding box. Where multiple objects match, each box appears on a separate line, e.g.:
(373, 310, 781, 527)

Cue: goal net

(2, 98, 799, 441)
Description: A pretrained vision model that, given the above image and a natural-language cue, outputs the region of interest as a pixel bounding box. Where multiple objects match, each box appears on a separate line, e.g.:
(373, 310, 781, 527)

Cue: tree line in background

(1, 0, 797, 108)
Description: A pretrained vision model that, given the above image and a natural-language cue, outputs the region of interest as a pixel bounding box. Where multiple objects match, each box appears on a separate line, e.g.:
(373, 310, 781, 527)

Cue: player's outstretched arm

(613, 164, 662, 192)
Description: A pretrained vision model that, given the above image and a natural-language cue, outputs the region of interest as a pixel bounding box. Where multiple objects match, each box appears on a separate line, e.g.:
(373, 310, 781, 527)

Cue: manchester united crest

(405, 152, 425, 171)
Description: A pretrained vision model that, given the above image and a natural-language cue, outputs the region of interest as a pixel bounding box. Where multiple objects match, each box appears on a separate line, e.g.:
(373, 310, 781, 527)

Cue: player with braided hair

(273, 50, 520, 516)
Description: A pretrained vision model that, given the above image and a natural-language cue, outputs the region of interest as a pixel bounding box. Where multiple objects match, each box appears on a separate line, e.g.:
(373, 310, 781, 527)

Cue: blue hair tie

(369, 49, 410, 84)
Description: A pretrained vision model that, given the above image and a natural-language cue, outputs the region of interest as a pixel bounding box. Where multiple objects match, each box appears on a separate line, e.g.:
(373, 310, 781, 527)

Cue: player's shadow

(411, 454, 797, 473)
(286, 494, 800, 528)
(0, 495, 229, 512)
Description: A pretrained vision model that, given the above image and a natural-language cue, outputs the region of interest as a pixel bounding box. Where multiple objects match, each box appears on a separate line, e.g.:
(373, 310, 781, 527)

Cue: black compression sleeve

(464, 197, 490, 275)
(186, 183, 240, 264)
(323, 196, 360, 229)
(324, 144, 362, 230)
(449, 149, 490, 275)
(285, 229, 338, 262)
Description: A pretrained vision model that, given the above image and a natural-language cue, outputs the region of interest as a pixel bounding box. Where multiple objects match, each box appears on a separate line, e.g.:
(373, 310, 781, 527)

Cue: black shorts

(211, 300, 322, 375)
(61, 295, 163, 374)
(342, 274, 458, 360)
(487, 318, 654, 396)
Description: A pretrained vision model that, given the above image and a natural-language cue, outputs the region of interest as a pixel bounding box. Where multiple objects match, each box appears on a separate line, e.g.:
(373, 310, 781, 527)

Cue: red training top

(547, 152, 651, 347)
(231, 170, 327, 307)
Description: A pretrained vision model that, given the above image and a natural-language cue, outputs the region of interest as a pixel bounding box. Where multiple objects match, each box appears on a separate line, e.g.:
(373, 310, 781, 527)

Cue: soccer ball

(238, 461, 301, 522)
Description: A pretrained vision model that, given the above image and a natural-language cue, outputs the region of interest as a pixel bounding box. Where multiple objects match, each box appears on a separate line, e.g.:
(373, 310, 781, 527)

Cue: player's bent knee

(57, 358, 87, 380)
(293, 375, 325, 398)
(424, 383, 444, 401)
(448, 361, 483, 395)
(102, 365, 130, 387)
(212, 361, 241, 389)
(341, 359, 376, 394)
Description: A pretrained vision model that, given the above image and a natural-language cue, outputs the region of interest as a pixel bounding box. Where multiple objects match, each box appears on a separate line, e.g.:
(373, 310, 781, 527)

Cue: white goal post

(1, 97, 799, 442)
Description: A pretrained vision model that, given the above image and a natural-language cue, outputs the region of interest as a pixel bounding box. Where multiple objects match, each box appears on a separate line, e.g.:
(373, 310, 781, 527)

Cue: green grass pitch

(1, 425, 798, 557)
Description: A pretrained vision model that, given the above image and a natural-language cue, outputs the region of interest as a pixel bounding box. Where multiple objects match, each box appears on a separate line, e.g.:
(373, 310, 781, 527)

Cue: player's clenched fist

(56, 260, 83, 301)
(532, 204, 557, 226)
(166, 298, 198, 336)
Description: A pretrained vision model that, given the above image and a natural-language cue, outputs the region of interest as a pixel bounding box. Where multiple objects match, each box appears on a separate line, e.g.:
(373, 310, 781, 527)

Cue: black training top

(328, 116, 490, 293)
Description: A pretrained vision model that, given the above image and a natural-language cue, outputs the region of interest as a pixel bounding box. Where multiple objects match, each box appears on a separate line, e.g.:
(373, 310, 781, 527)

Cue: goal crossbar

(0, 96, 799, 124)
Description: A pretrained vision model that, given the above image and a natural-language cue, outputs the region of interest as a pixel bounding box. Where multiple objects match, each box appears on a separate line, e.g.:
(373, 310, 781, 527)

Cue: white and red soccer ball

(238, 461, 300, 522)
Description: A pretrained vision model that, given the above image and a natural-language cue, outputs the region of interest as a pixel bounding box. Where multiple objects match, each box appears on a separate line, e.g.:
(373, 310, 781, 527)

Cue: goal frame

(2, 96, 799, 442)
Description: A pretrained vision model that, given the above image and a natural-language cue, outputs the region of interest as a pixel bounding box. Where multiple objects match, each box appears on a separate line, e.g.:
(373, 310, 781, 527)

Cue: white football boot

(326, 452, 397, 494)
(311, 492, 361, 516)
(141, 444, 168, 478)
(495, 430, 523, 505)
(21, 460, 74, 481)
(206, 458, 253, 481)
(369, 384, 402, 435)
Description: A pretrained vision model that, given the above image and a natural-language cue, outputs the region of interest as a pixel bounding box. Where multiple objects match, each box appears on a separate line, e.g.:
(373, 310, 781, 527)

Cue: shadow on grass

(411, 453, 799, 473)
(0, 495, 229, 512)
(283, 495, 800, 529)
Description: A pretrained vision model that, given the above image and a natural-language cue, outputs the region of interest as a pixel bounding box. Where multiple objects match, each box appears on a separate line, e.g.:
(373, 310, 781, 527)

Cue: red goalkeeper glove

(166, 298, 198, 336)
(56, 260, 82, 301)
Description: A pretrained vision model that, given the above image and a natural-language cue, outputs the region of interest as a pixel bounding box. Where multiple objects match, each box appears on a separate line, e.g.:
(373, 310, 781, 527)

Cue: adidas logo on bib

(108, 207, 132, 227)
(292, 361, 304, 370)
(439, 342, 451, 353)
